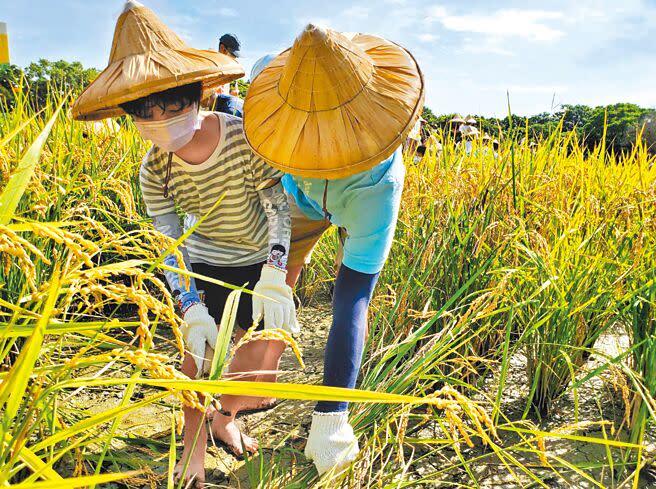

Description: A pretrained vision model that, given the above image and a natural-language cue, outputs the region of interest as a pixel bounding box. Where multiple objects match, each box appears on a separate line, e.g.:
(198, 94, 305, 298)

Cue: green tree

(556, 104, 592, 133)
(0, 64, 22, 108)
(236, 78, 250, 98)
(640, 111, 656, 153)
(583, 103, 648, 152)
(24, 59, 99, 108)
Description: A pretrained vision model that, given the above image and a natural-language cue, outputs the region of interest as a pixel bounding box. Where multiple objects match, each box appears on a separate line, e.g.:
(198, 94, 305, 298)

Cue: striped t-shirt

(139, 112, 283, 266)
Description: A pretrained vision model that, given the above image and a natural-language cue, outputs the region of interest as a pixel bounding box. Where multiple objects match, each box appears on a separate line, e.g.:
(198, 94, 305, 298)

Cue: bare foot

(207, 397, 276, 418)
(238, 396, 277, 413)
(173, 445, 205, 489)
(210, 413, 259, 456)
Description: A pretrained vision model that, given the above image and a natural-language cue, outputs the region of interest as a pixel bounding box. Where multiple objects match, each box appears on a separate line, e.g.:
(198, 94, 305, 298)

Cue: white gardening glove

(181, 303, 218, 378)
(304, 411, 359, 475)
(252, 265, 299, 333)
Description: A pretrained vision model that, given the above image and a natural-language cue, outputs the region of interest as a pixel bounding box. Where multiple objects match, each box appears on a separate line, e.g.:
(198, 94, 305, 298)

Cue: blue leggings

(316, 264, 380, 413)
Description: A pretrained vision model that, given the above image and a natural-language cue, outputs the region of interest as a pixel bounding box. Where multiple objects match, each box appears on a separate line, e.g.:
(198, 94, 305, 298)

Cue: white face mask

(134, 104, 201, 152)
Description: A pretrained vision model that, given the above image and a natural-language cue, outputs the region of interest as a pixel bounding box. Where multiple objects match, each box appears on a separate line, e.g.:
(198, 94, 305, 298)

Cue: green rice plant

(0, 80, 502, 488)
(1, 78, 655, 487)
(302, 118, 656, 485)
(621, 241, 656, 468)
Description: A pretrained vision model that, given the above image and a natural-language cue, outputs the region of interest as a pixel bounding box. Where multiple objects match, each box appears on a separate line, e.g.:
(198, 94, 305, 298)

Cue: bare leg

(221, 267, 302, 413)
(223, 328, 282, 410)
(204, 329, 259, 455)
(287, 264, 304, 288)
(174, 354, 208, 489)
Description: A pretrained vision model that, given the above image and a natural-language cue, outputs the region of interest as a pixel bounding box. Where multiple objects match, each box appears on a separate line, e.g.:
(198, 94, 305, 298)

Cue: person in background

(219, 33, 240, 58)
(492, 138, 500, 159)
(212, 33, 244, 116)
(212, 82, 243, 116)
(244, 24, 424, 476)
(450, 115, 466, 142)
(459, 123, 479, 156)
(405, 115, 424, 157)
(414, 144, 426, 164)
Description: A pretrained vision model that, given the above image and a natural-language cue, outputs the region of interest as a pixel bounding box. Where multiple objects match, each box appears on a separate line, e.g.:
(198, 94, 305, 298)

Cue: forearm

(151, 213, 200, 310)
(257, 182, 291, 270)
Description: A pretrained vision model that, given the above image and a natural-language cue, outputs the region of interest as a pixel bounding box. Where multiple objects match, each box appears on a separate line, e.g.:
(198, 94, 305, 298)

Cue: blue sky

(1, 0, 654, 116)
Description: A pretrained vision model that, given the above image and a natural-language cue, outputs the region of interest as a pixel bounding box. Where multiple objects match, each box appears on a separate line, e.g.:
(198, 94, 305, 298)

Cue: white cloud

(417, 33, 439, 43)
(217, 7, 238, 17)
(295, 16, 334, 30)
(504, 84, 569, 94)
(461, 36, 515, 56)
(429, 7, 566, 42)
(343, 6, 369, 19)
(429, 6, 448, 18)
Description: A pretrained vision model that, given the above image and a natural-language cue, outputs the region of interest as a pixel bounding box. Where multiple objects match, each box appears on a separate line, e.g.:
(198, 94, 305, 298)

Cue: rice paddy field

(0, 88, 655, 489)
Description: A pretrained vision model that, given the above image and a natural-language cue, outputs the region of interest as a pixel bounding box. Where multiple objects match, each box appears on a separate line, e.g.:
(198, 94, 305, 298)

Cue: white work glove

(305, 411, 359, 475)
(181, 303, 218, 378)
(252, 265, 299, 333)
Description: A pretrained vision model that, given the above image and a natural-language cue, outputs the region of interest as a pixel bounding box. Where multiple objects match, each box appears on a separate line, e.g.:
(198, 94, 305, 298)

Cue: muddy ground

(77, 303, 655, 489)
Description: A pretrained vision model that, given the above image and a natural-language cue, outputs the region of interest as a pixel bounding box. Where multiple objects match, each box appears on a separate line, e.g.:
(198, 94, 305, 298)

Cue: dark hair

(271, 244, 286, 253)
(219, 33, 241, 57)
(119, 82, 202, 119)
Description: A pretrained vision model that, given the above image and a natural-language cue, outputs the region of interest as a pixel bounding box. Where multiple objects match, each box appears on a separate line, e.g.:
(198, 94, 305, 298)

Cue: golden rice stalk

(22, 221, 99, 267)
(605, 365, 632, 427)
(68, 348, 203, 410)
(155, 233, 190, 292)
(425, 385, 498, 448)
(113, 348, 203, 410)
(60, 265, 185, 354)
(376, 284, 398, 308)
(228, 322, 305, 369)
(0, 224, 51, 290)
(535, 433, 549, 466)
(103, 178, 138, 218)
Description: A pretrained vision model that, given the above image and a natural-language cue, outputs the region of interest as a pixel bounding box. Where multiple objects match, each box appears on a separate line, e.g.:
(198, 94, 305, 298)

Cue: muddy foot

(238, 397, 277, 414)
(210, 414, 259, 456)
(174, 449, 205, 489)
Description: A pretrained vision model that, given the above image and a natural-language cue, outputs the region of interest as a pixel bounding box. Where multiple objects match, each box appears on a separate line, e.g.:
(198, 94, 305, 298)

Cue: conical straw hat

(243, 24, 424, 179)
(72, 1, 244, 121)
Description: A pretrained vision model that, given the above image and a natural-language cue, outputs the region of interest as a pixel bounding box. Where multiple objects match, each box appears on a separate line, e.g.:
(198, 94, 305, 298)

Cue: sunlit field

(1, 87, 655, 488)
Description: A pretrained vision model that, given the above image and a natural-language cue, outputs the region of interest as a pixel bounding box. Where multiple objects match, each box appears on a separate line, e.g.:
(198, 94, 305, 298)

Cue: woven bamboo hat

(243, 24, 424, 179)
(72, 1, 244, 121)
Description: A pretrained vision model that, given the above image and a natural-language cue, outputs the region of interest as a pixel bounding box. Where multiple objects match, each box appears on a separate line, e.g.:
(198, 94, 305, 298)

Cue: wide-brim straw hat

(460, 125, 480, 137)
(243, 24, 425, 179)
(72, 1, 244, 121)
(450, 115, 466, 124)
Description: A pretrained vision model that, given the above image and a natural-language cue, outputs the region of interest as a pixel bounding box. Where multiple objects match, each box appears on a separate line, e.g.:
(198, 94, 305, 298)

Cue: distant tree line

(0, 59, 99, 109)
(422, 104, 656, 154)
(0, 58, 654, 154)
